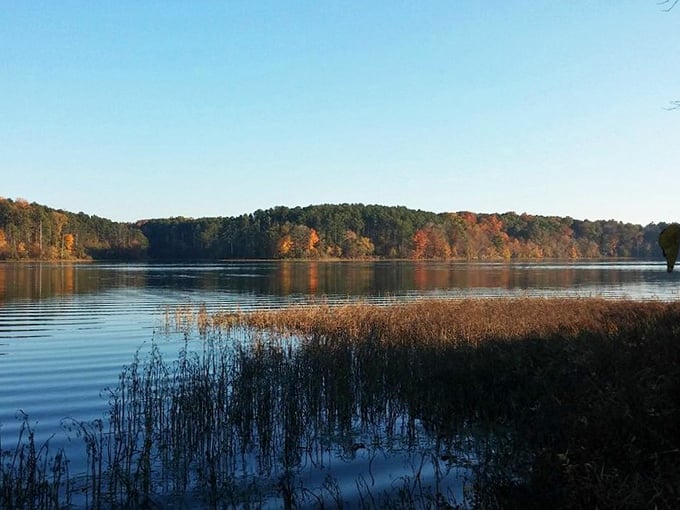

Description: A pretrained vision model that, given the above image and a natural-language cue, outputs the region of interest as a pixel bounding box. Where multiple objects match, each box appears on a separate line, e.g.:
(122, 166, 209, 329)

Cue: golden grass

(6, 297, 679, 508)
(185, 297, 680, 508)
(209, 297, 666, 345)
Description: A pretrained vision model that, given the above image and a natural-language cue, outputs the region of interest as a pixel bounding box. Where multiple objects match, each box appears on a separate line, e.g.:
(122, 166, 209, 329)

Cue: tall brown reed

(1, 412, 71, 510)
(4, 297, 680, 508)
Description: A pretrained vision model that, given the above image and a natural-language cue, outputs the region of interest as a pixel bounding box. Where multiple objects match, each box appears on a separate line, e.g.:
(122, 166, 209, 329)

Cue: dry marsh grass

(3, 297, 680, 508)
(197, 297, 680, 508)
(211, 297, 645, 344)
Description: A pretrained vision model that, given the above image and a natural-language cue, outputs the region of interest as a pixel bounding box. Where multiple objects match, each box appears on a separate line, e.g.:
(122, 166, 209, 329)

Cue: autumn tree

(479, 214, 511, 259)
(342, 230, 375, 258)
(412, 224, 451, 259)
(273, 223, 320, 258)
(0, 229, 9, 258)
(307, 228, 320, 255)
(276, 233, 294, 258)
(63, 233, 75, 257)
(412, 229, 429, 259)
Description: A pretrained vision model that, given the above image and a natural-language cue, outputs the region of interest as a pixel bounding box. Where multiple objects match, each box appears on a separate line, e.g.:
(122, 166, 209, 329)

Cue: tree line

(138, 204, 666, 260)
(0, 197, 147, 260)
(0, 198, 669, 261)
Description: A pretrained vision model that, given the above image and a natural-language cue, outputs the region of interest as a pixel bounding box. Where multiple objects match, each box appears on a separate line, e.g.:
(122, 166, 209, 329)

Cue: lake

(1, 260, 678, 506)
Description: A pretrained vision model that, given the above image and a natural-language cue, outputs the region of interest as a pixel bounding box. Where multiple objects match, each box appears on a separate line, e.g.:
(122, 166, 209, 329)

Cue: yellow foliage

(0, 229, 8, 258)
(277, 235, 293, 257)
(568, 245, 581, 259)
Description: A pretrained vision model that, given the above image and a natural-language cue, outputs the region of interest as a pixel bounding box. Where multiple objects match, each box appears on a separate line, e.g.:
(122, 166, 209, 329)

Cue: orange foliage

(412, 225, 451, 259)
(308, 229, 320, 252)
(342, 230, 375, 258)
(412, 229, 429, 259)
(460, 212, 477, 226)
(481, 214, 503, 233)
(64, 233, 75, 254)
(0, 229, 8, 258)
(277, 235, 293, 257)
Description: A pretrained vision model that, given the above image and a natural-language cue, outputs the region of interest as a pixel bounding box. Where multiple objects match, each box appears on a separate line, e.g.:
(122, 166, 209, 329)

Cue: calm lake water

(1, 260, 678, 505)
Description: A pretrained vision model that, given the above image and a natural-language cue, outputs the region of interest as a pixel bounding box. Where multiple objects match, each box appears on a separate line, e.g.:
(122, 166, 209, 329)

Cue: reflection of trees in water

(0, 261, 657, 304)
(0, 264, 148, 301)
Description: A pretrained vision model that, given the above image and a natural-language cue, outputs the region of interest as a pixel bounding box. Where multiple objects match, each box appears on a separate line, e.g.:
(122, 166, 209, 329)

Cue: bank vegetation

(0, 197, 668, 261)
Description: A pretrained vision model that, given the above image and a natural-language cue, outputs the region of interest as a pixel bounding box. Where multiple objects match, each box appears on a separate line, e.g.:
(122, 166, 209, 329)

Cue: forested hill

(138, 204, 665, 260)
(0, 197, 147, 260)
(0, 198, 668, 261)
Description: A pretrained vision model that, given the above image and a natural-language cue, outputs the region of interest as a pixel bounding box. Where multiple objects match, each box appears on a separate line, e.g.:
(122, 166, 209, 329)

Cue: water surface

(1, 260, 678, 503)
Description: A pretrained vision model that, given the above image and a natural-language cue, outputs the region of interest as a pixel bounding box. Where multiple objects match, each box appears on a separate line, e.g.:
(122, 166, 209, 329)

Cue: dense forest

(0, 198, 147, 260)
(0, 197, 669, 261)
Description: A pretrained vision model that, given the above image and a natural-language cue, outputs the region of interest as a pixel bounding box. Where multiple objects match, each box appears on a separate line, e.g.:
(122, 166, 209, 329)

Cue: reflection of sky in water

(209, 414, 471, 507)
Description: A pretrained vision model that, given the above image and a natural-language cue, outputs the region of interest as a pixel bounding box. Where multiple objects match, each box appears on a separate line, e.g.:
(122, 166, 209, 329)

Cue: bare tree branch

(658, 0, 679, 12)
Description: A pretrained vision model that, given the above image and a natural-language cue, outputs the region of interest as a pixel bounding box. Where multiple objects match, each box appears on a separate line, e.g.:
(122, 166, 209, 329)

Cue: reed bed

(175, 297, 680, 508)
(211, 297, 635, 345)
(0, 412, 71, 510)
(2, 297, 680, 508)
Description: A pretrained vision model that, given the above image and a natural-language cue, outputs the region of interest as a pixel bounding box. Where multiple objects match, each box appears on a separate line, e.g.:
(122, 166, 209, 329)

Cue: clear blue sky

(2, 1, 679, 225)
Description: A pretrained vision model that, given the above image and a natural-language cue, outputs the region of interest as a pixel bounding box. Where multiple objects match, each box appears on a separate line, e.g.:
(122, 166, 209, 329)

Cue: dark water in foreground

(0, 260, 678, 505)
